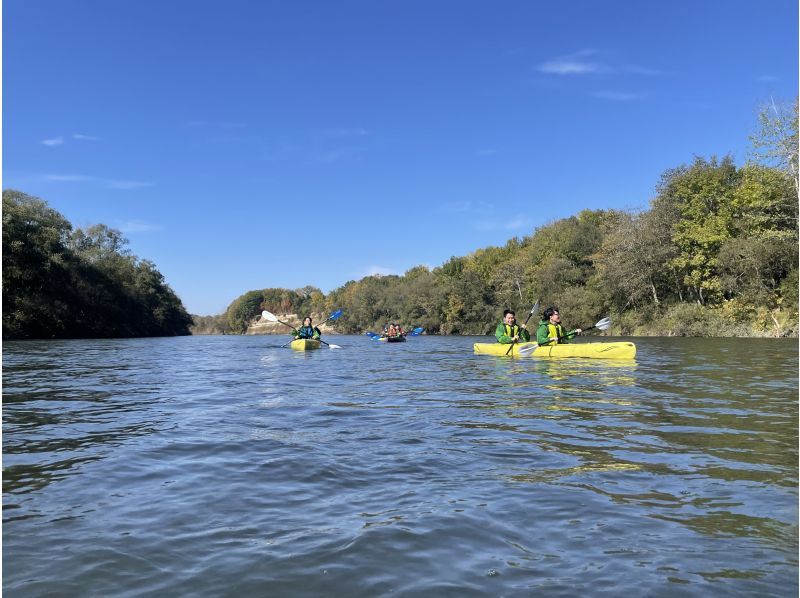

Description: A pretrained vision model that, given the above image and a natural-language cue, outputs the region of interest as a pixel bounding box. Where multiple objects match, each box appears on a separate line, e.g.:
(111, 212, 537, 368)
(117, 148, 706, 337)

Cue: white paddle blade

(261, 310, 278, 322)
(517, 343, 539, 356)
(595, 317, 612, 331)
(327, 344, 342, 349)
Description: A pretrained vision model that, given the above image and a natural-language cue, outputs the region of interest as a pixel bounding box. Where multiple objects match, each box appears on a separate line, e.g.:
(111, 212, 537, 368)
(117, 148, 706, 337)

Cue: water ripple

(3, 336, 797, 596)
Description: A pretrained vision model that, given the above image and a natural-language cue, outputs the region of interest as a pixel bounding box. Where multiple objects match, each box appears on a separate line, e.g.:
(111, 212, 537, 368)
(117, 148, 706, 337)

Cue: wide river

(3, 335, 798, 596)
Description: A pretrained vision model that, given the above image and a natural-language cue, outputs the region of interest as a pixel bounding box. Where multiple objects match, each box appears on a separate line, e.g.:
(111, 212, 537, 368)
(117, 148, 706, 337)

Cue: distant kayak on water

(473, 341, 636, 359)
(365, 327, 424, 343)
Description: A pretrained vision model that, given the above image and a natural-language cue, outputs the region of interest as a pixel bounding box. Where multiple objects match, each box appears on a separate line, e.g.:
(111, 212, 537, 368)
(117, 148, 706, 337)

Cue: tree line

(4, 99, 795, 340)
(212, 99, 797, 338)
(3, 190, 192, 339)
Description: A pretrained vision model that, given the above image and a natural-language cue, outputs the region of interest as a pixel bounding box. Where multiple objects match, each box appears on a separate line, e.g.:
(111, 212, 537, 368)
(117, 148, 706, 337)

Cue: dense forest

(3, 190, 192, 339)
(206, 99, 798, 338)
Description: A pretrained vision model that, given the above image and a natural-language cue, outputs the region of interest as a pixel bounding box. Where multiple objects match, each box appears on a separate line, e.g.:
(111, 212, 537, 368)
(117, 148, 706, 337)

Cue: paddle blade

(517, 343, 539, 356)
(327, 309, 343, 322)
(407, 327, 424, 336)
(261, 310, 278, 322)
(595, 317, 612, 331)
(326, 343, 342, 349)
(522, 299, 541, 325)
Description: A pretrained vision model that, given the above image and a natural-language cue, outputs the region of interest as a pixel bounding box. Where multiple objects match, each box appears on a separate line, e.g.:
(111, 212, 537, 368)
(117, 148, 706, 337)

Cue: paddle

(261, 310, 343, 349)
(517, 316, 612, 356)
(581, 316, 612, 333)
(317, 338, 341, 349)
(318, 309, 343, 327)
(505, 299, 540, 356)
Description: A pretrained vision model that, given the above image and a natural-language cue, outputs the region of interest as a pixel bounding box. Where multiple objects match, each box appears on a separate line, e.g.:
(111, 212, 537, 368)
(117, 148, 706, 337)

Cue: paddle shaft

(505, 300, 540, 356)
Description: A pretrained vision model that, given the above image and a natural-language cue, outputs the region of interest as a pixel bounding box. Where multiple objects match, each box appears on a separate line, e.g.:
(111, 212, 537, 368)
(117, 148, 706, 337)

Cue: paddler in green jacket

(536, 307, 582, 345)
(293, 316, 321, 340)
(495, 309, 531, 344)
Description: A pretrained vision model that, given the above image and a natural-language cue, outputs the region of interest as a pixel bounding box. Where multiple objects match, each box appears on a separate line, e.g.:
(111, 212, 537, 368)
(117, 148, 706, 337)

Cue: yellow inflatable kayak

(291, 339, 321, 351)
(473, 341, 636, 359)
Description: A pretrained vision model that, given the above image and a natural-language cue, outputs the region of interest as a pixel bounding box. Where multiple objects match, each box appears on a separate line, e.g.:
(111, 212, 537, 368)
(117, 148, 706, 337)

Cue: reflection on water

(3, 336, 797, 596)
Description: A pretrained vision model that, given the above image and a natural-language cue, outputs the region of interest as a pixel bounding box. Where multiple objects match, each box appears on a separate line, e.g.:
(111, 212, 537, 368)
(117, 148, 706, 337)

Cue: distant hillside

(215, 100, 798, 338)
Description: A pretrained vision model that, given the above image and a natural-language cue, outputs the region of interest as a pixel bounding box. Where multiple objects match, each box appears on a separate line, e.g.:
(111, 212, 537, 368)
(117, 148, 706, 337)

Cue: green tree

(3, 190, 191, 339)
(653, 156, 740, 304)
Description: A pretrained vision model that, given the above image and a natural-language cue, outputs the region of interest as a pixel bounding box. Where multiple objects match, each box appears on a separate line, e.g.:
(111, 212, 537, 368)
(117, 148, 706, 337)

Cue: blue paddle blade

(328, 309, 343, 321)
(407, 327, 424, 336)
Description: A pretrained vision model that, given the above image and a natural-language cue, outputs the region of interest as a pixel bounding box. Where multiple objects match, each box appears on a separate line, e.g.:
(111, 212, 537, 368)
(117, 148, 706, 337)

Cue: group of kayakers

(290, 307, 578, 345)
(383, 323, 405, 338)
(291, 316, 413, 342)
(495, 306, 581, 346)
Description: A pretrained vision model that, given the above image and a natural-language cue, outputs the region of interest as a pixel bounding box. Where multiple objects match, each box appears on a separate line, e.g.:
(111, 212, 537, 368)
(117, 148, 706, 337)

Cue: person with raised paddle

(536, 307, 581, 346)
(495, 309, 531, 345)
(293, 316, 321, 340)
(261, 309, 343, 349)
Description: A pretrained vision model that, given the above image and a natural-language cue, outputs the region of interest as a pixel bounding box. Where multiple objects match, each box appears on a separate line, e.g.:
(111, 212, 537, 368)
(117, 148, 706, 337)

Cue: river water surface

(3, 336, 798, 596)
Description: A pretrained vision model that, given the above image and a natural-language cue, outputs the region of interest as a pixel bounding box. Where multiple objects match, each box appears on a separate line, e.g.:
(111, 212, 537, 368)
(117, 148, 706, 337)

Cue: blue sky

(4, 0, 797, 315)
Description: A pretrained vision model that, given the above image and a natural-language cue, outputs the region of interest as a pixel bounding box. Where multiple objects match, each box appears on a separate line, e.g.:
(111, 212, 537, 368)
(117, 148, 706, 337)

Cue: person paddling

(293, 316, 321, 340)
(536, 307, 581, 346)
(495, 309, 531, 344)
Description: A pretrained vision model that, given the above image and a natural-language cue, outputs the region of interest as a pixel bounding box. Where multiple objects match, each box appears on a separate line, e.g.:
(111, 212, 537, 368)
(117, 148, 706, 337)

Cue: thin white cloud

(117, 220, 163, 233)
(311, 127, 370, 163)
(436, 200, 495, 215)
(43, 173, 153, 190)
(41, 136, 65, 146)
(505, 216, 531, 230)
(538, 49, 604, 75)
(474, 213, 531, 231)
(258, 126, 371, 163)
(539, 60, 603, 75)
(591, 90, 647, 101)
(72, 133, 99, 141)
(538, 50, 662, 78)
(45, 174, 92, 182)
(315, 146, 362, 163)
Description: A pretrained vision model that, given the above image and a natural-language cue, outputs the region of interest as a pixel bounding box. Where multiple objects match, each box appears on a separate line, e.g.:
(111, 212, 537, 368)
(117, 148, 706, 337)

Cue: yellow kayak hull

(473, 341, 636, 359)
(291, 339, 321, 351)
